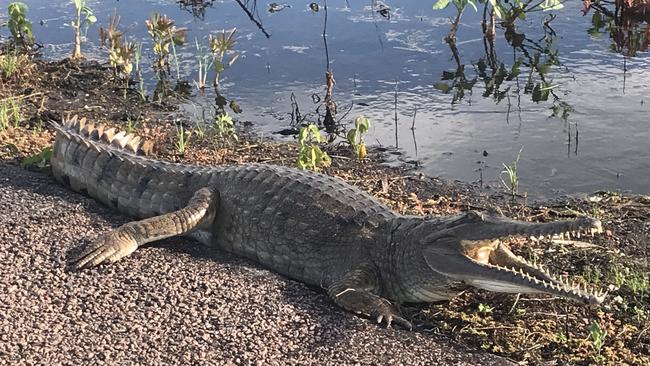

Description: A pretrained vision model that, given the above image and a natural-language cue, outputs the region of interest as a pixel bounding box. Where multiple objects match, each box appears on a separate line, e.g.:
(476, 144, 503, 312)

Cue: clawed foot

(73, 229, 138, 270)
(376, 311, 413, 330)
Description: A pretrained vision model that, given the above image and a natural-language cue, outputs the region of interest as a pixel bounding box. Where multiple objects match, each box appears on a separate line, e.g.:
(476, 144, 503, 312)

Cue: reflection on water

(585, 0, 650, 57)
(18, 0, 650, 199)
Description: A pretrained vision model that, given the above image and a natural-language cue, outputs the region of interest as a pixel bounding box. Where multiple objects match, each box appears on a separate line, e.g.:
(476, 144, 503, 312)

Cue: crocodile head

(422, 211, 606, 305)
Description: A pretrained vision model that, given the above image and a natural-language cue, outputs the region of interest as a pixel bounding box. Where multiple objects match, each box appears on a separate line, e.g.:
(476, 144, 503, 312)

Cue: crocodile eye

(467, 211, 484, 221)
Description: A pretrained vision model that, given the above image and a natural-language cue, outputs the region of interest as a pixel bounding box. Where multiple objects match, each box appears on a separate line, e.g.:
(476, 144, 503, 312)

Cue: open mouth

(462, 218, 607, 305)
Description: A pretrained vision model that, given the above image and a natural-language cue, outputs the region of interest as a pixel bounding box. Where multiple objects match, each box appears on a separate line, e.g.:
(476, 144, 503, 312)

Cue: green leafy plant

(146, 13, 187, 73)
(21, 147, 52, 171)
(500, 146, 524, 198)
(296, 124, 331, 171)
(100, 14, 135, 78)
(7, 2, 34, 49)
(209, 28, 239, 88)
(588, 321, 607, 363)
(214, 111, 237, 139)
(70, 0, 97, 59)
(346, 115, 371, 160)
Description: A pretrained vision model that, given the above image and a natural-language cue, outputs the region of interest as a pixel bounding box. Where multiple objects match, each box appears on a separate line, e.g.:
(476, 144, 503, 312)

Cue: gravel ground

(0, 163, 512, 366)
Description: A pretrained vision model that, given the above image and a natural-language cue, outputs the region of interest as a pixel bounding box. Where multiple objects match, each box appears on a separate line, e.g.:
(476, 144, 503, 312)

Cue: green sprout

(214, 111, 237, 139)
(500, 146, 524, 199)
(346, 115, 371, 160)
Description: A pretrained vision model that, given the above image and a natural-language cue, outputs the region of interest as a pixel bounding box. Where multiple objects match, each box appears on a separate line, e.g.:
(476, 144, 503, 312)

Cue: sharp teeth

(530, 236, 538, 242)
(576, 231, 581, 238)
(559, 233, 565, 240)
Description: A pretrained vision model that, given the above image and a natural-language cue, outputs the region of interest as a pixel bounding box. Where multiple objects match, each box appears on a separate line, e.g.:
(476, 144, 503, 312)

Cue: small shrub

(146, 13, 187, 73)
(7, 2, 34, 50)
(209, 28, 239, 88)
(296, 124, 331, 171)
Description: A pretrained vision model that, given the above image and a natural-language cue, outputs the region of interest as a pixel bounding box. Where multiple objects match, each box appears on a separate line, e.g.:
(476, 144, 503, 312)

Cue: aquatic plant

(194, 38, 213, 92)
(585, 2, 650, 57)
(296, 124, 331, 171)
(6, 2, 34, 50)
(100, 14, 134, 77)
(346, 116, 370, 160)
(70, 0, 97, 59)
(209, 28, 239, 88)
(146, 13, 187, 74)
(99, 14, 135, 97)
(432, 0, 565, 41)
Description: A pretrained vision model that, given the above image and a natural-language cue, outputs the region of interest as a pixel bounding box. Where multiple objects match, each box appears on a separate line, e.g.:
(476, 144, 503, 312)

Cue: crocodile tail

(49, 114, 154, 156)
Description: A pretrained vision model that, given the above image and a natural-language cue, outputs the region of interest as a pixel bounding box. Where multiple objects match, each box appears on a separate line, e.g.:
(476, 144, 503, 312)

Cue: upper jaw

(462, 215, 603, 242)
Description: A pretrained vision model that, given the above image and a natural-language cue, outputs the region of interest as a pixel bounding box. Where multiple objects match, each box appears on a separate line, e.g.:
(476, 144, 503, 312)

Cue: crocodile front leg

(73, 188, 219, 269)
(327, 264, 412, 330)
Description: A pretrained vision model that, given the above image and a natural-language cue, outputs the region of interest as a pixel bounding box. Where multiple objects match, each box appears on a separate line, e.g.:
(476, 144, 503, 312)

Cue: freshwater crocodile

(52, 116, 606, 329)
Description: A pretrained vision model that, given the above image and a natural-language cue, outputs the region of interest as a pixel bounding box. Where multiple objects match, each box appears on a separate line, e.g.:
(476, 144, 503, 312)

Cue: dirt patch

(1, 55, 649, 365)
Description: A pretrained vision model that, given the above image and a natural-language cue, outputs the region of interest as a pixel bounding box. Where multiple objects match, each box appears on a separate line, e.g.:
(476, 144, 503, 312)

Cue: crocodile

(51, 115, 606, 329)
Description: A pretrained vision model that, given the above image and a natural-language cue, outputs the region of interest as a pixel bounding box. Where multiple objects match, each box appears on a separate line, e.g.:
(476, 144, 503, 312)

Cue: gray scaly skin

(51, 116, 606, 329)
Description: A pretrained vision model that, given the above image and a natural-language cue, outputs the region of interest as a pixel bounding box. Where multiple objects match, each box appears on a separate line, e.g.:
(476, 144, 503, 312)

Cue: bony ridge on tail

(51, 115, 606, 329)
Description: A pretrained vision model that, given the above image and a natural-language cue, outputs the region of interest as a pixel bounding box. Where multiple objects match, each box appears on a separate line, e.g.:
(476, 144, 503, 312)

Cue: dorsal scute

(59, 114, 153, 156)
